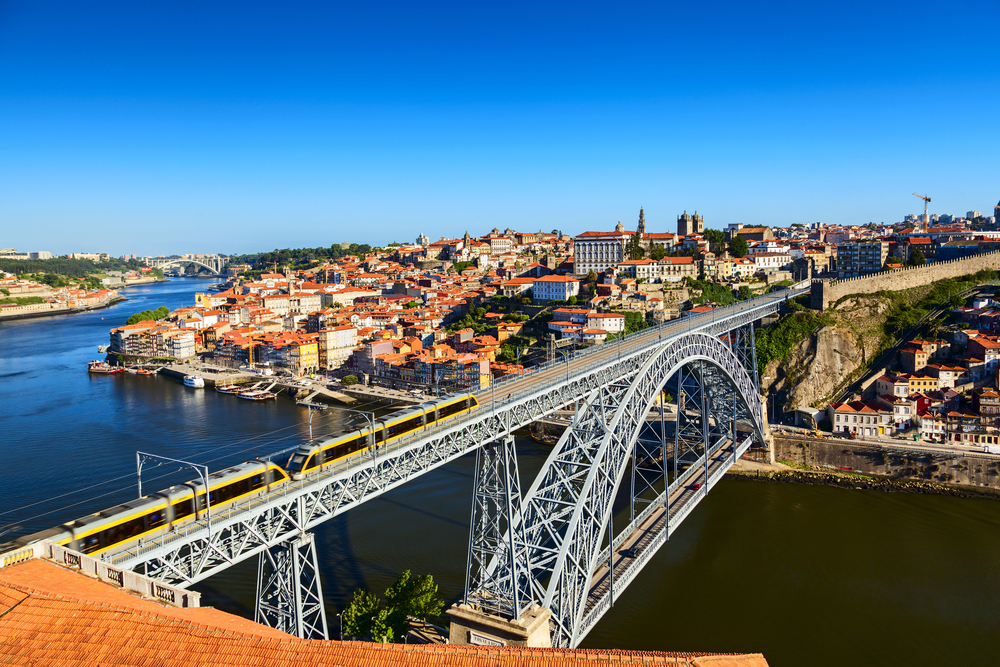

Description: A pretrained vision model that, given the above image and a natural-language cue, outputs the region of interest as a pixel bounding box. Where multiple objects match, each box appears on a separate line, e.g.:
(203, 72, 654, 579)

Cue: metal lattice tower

(464, 435, 530, 620)
(255, 532, 329, 639)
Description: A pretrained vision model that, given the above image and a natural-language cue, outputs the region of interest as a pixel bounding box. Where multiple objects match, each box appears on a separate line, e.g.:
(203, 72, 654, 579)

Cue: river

(2, 278, 999, 666)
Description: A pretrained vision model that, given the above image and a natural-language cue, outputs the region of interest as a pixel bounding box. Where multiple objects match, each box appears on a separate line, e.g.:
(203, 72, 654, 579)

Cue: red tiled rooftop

(0, 559, 767, 666)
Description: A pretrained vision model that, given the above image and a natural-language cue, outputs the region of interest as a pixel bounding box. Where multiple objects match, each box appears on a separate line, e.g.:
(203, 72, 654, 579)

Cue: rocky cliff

(763, 295, 893, 412)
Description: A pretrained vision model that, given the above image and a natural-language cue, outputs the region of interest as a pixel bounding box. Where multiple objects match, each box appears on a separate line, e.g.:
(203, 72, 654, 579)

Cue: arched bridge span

(467, 331, 766, 647)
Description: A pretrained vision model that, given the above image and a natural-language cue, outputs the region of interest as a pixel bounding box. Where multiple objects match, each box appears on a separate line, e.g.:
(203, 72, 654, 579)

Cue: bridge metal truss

(466, 330, 765, 648)
(255, 531, 328, 639)
(145, 256, 226, 275)
(98, 288, 801, 639)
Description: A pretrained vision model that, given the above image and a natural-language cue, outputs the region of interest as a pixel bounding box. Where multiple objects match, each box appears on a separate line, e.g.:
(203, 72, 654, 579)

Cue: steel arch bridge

(143, 255, 226, 275)
(466, 332, 764, 647)
(52, 283, 806, 645)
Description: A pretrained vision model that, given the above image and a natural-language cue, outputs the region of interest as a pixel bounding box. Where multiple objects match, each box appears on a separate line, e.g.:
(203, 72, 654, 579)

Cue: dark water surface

(3, 279, 1000, 666)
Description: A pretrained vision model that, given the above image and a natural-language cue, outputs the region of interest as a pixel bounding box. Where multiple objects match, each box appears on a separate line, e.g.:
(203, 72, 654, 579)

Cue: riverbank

(0, 295, 127, 322)
(727, 459, 1000, 500)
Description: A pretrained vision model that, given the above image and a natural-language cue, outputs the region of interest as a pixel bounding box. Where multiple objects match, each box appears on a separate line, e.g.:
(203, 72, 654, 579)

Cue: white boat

(183, 375, 205, 388)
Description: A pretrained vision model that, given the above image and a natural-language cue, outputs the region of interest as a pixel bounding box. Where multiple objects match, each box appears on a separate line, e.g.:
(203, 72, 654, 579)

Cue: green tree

(567, 295, 578, 305)
(370, 608, 395, 643)
(885, 256, 903, 265)
(384, 570, 445, 629)
(737, 285, 752, 301)
(341, 375, 359, 386)
(625, 233, 645, 260)
(342, 589, 382, 640)
(649, 244, 667, 260)
(909, 249, 926, 266)
(703, 229, 725, 250)
(405, 301, 421, 309)
(728, 237, 749, 258)
(125, 306, 170, 325)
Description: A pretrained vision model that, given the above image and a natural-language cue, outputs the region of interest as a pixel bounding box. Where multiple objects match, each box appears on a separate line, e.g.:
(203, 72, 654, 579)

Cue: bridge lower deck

(582, 438, 740, 620)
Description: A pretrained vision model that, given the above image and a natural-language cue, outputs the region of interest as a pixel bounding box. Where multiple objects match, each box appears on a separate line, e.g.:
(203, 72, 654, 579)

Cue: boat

(88, 360, 122, 374)
(215, 384, 244, 394)
(136, 368, 156, 376)
(183, 375, 205, 388)
(237, 390, 276, 401)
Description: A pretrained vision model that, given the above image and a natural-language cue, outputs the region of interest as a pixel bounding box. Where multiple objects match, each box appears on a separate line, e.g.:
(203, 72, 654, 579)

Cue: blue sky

(1, 1, 998, 256)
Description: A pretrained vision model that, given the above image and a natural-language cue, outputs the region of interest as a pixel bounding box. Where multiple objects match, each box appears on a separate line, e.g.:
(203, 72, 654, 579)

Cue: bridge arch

(152, 259, 223, 275)
(511, 331, 765, 647)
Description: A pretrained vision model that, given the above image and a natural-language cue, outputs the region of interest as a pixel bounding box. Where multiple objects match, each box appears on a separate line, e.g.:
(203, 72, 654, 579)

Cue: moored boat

(88, 360, 122, 374)
(215, 384, 244, 394)
(136, 368, 156, 376)
(183, 375, 205, 388)
(237, 390, 276, 401)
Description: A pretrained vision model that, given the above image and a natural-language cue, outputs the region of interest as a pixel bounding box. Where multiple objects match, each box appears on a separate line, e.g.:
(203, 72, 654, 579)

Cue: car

(691, 482, 703, 491)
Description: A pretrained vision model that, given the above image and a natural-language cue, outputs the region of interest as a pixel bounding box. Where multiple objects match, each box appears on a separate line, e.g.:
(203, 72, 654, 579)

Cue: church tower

(692, 211, 704, 234)
(995, 200, 1000, 221)
(677, 211, 692, 236)
(637, 208, 647, 236)
(615, 220, 625, 233)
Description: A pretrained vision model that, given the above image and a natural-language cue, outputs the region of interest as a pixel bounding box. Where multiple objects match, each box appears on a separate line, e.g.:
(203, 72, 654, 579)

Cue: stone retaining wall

(774, 435, 1000, 490)
(810, 250, 1000, 310)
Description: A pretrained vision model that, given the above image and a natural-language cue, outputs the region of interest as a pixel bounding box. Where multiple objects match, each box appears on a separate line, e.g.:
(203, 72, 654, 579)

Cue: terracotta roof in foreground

(0, 559, 768, 667)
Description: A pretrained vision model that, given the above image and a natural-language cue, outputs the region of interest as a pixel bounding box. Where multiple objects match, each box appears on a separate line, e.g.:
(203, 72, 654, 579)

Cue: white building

(573, 230, 633, 274)
(746, 252, 791, 273)
(532, 276, 580, 302)
(586, 312, 625, 333)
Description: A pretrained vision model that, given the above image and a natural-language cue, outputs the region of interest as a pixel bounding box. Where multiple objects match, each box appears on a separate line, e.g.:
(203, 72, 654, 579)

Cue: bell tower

(637, 207, 647, 236)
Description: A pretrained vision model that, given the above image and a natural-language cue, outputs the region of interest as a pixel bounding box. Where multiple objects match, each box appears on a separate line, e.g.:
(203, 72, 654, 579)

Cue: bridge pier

(254, 532, 329, 639)
(447, 603, 552, 647)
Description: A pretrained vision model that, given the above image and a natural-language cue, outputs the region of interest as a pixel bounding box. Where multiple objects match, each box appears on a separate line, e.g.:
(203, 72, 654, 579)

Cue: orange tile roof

(0, 559, 767, 666)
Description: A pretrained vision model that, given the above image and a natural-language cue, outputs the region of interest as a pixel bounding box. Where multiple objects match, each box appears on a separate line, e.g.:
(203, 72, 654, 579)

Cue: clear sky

(2, 1, 998, 257)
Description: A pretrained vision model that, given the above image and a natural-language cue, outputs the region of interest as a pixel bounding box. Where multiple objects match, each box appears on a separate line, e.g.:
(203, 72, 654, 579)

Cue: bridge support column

(463, 435, 528, 620)
(447, 603, 551, 647)
(255, 532, 329, 639)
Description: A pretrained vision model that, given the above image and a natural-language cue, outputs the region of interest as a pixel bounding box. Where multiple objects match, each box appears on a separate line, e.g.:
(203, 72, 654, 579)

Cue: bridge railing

(481, 284, 805, 395)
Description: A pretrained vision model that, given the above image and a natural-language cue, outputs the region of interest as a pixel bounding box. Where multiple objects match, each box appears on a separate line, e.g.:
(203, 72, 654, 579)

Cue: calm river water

(2, 279, 999, 666)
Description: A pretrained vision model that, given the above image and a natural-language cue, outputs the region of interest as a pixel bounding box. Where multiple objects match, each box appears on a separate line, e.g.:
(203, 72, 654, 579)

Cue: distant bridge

(142, 255, 226, 276)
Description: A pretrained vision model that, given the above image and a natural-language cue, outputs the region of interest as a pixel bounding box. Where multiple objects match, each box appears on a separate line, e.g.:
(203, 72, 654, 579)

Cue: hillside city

(6, 201, 1000, 451)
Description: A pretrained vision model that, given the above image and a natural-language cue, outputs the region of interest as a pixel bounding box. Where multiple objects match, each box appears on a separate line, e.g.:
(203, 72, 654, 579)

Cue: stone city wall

(810, 250, 1000, 310)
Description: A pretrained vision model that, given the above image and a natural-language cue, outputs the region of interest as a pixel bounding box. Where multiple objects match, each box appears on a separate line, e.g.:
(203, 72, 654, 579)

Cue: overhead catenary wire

(3, 399, 389, 530)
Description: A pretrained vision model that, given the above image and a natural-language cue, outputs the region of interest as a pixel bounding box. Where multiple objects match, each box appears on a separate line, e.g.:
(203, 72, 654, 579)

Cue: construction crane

(912, 193, 931, 229)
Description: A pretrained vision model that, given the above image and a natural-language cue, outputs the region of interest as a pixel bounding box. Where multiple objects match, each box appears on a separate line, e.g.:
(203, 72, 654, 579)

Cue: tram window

(106, 525, 125, 546)
(174, 498, 193, 519)
(124, 516, 144, 539)
(148, 511, 166, 529)
(82, 535, 101, 554)
(250, 474, 266, 491)
(397, 416, 421, 434)
(438, 401, 464, 418)
(288, 453, 308, 472)
(304, 455, 316, 470)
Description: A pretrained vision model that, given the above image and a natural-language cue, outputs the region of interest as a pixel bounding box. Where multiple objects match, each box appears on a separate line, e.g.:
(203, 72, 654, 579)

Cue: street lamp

(336, 612, 344, 640)
(557, 349, 571, 384)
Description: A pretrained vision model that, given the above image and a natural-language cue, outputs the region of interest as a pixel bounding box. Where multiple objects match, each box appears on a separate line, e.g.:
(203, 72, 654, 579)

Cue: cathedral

(676, 211, 704, 237)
